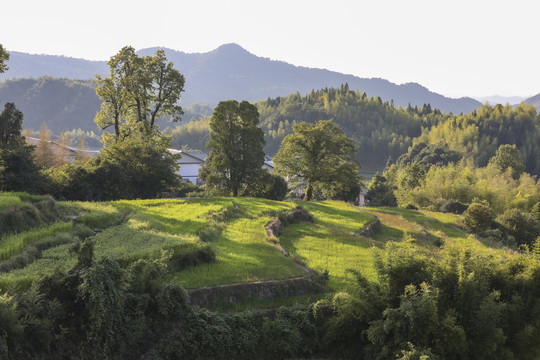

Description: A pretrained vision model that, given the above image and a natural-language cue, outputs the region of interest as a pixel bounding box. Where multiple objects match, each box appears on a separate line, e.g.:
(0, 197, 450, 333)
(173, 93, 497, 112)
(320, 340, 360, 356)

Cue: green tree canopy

(0, 103, 24, 147)
(274, 120, 360, 201)
(95, 46, 185, 143)
(0, 103, 42, 192)
(489, 144, 526, 180)
(200, 100, 265, 197)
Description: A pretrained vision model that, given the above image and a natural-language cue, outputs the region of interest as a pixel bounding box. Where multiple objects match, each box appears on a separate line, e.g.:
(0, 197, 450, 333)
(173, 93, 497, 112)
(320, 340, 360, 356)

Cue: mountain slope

(1, 44, 481, 114)
(525, 92, 540, 110)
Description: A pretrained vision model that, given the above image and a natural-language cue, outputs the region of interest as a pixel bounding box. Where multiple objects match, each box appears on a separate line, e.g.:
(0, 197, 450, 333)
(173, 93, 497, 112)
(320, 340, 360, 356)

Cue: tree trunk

(304, 183, 313, 201)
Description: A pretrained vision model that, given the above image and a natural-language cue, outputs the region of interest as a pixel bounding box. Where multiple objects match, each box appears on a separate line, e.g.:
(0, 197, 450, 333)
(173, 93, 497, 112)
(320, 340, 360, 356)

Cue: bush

(162, 180, 204, 198)
(243, 170, 288, 201)
(463, 199, 495, 233)
(440, 199, 468, 214)
(498, 208, 540, 247)
(48, 137, 181, 201)
(366, 173, 397, 207)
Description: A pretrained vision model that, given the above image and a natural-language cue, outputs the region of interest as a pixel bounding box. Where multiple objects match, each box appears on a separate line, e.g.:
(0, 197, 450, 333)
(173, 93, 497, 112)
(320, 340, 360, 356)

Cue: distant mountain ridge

(1, 44, 481, 114)
(525, 93, 540, 110)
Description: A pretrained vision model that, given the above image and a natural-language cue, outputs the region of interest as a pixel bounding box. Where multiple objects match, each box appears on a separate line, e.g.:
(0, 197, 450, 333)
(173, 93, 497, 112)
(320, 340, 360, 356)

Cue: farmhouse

(170, 149, 275, 185)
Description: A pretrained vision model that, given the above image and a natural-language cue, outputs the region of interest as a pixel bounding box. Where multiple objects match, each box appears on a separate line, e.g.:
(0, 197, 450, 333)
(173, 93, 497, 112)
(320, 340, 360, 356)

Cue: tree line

(0, 44, 362, 203)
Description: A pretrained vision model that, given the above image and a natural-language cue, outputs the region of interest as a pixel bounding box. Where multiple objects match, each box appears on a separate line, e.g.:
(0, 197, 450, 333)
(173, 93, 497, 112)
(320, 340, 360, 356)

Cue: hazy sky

(2, 0, 539, 98)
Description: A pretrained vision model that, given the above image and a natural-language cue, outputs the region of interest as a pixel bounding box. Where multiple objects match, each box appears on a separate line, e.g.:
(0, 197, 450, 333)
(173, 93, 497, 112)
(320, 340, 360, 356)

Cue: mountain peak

(212, 43, 251, 56)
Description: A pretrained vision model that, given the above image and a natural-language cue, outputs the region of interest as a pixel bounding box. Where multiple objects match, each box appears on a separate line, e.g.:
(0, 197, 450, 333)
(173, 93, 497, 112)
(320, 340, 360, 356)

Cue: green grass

(171, 215, 306, 289)
(210, 293, 327, 313)
(92, 219, 204, 266)
(0, 191, 47, 203)
(279, 201, 376, 291)
(0, 197, 305, 290)
(0, 195, 24, 211)
(118, 197, 305, 289)
(0, 222, 73, 261)
(1, 196, 519, 307)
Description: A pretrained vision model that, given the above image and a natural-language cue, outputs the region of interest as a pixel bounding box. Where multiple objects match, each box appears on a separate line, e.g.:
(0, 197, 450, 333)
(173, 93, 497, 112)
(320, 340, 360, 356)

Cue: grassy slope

(279, 201, 376, 290)
(0, 194, 516, 300)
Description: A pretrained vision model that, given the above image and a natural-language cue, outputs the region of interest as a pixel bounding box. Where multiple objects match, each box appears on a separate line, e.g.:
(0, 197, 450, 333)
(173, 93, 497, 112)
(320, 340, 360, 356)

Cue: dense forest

(168, 86, 540, 175)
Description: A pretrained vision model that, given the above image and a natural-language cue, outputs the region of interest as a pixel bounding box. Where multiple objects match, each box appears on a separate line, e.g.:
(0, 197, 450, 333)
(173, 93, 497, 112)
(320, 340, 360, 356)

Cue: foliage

(397, 142, 462, 170)
(439, 199, 468, 214)
(0, 146, 43, 193)
(463, 199, 495, 232)
(316, 241, 540, 359)
(95, 46, 185, 142)
(489, 144, 526, 180)
(498, 208, 540, 247)
(256, 86, 445, 169)
(0, 102, 43, 193)
(0, 239, 190, 359)
(48, 136, 180, 200)
(384, 160, 540, 215)
(243, 170, 288, 201)
(33, 122, 56, 169)
(417, 103, 540, 175)
(200, 100, 265, 197)
(153, 305, 317, 360)
(0, 103, 24, 148)
(166, 116, 210, 151)
(366, 173, 397, 206)
(274, 120, 360, 201)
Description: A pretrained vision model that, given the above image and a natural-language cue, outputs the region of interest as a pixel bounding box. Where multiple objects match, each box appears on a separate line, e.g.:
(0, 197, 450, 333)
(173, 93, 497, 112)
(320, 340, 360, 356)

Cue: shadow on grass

(368, 207, 466, 240)
(299, 201, 374, 230)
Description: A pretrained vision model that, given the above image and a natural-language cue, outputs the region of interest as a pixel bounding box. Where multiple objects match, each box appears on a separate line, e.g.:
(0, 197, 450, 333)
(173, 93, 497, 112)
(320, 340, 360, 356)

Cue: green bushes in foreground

(2, 235, 540, 358)
(315, 241, 540, 359)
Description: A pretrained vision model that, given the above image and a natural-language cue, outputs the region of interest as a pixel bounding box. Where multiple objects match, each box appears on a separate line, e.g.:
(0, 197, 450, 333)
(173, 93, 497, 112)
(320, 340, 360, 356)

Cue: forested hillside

(2, 76, 538, 175)
(169, 86, 540, 175)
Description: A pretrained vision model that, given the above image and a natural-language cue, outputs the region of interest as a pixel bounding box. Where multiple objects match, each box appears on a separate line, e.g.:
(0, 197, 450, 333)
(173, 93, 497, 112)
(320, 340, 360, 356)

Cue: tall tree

(0, 103, 24, 147)
(200, 100, 265, 197)
(95, 46, 185, 143)
(0, 44, 8, 73)
(274, 120, 360, 201)
(0, 103, 42, 191)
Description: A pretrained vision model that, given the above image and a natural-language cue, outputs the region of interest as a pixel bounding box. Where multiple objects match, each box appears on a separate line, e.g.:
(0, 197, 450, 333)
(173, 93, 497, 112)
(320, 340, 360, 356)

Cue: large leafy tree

(95, 46, 185, 143)
(200, 100, 265, 197)
(274, 120, 360, 201)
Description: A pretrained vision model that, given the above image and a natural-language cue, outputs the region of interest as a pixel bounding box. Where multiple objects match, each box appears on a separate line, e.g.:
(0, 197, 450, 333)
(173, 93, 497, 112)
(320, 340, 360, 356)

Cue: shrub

(440, 199, 468, 214)
(498, 208, 540, 247)
(243, 170, 288, 201)
(366, 173, 397, 207)
(463, 199, 495, 233)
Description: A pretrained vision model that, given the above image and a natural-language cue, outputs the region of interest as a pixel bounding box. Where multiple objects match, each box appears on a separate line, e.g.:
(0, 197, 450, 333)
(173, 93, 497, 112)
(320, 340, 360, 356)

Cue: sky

(2, 0, 539, 98)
